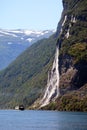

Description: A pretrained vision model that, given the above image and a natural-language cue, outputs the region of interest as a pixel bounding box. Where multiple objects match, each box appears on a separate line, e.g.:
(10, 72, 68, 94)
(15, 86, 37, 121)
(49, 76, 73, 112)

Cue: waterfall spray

(40, 46, 60, 107)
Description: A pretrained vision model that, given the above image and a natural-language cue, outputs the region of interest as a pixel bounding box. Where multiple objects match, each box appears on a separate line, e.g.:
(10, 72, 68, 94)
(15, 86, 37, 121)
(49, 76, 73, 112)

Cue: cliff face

(57, 0, 87, 93)
(55, 0, 87, 111)
(0, 0, 87, 111)
(44, 0, 87, 111)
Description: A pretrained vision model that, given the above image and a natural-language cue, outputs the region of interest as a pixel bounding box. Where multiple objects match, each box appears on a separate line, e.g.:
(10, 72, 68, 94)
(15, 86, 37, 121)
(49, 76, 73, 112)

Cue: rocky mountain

(0, 29, 54, 70)
(42, 0, 87, 111)
(0, 0, 87, 111)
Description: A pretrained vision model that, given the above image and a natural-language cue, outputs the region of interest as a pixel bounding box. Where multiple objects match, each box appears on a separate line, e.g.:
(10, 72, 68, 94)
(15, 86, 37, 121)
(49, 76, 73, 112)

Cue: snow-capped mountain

(0, 29, 55, 45)
(0, 29, 55, 70)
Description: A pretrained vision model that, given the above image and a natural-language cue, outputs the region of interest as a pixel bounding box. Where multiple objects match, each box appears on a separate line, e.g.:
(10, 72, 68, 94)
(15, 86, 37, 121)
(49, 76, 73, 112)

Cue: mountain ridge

(0, 0, 87, 111)
(0, 29, 54, 70)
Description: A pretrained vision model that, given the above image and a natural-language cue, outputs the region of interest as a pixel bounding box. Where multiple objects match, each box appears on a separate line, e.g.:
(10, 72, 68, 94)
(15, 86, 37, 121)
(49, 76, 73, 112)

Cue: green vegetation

(57, 0, 87, 112)
(40, 102, 57, 110)
(0, 35, 57, 108)
(43, 84, 87, 112)
(68, 43, 87, 63)
(59, 0, 87, 64)
(0, 0, 87, 111)
(0, 36, 29, 70)
(56, 84, 87, 112)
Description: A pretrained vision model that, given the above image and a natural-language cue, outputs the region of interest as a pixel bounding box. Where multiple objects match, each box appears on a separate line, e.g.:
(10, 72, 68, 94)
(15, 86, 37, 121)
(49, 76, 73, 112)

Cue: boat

(15, 105, 25, 110)
(19, 105, 25, 110)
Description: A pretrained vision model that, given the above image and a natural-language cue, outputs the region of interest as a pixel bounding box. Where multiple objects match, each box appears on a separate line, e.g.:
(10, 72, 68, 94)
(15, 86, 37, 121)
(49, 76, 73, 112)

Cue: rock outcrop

(42, 0, 87, 111)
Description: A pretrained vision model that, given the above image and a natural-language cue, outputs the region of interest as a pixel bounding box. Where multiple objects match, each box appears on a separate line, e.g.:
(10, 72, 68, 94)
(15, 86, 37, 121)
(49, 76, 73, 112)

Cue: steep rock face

(57, 0, 87, 93)
(0, 0, 87, 111)
(38, 0, 87, 110)
(42, 0, 87, 111)
(49, 0, 87, 111)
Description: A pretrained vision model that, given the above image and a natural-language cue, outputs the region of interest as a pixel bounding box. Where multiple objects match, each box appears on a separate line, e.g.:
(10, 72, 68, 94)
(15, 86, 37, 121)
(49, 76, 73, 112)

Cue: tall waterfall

(40, 46, 59, 107)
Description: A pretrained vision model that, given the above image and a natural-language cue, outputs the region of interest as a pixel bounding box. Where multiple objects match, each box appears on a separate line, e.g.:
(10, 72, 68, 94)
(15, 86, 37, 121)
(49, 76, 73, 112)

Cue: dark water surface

(0, 110, 87, 130)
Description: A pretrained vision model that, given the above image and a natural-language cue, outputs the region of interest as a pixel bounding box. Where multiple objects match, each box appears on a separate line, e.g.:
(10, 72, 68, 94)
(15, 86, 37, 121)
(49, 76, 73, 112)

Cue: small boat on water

(19, 105, 25, 110)
(15, 105, 25, 110)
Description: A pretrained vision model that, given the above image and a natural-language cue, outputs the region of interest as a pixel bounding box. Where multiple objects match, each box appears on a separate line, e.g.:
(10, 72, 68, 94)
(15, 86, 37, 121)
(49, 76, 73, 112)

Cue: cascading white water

(62, 15, 67, 27)
(40, 46, 59, 107)
(71, 15, 76, 23)
(39, 15, 77, 108)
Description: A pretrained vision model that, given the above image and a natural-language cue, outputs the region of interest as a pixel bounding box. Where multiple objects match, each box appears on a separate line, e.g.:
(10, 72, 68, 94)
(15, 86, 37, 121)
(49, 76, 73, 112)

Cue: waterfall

(40, 46, 59, 107)
(62, 15, 67, 27)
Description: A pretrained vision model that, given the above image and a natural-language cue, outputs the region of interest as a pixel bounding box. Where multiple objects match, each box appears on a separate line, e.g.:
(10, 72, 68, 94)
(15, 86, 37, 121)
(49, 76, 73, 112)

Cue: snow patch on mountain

(0, 29, 55, 45)
(26, 38, 33, 42)
(0, 30, 17, 37)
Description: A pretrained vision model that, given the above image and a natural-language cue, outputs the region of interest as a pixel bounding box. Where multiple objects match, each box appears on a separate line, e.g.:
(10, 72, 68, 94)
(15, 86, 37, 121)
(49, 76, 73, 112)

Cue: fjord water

(0, 110, 87, 130)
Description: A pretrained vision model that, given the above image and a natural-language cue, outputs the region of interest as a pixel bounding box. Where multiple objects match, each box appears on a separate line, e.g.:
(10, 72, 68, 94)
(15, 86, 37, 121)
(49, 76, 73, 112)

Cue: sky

(0, 0, 63, 30)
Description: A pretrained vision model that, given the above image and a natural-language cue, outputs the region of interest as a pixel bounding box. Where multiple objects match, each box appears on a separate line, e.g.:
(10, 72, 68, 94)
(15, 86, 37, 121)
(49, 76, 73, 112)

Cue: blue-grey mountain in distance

(0, 29, 55, 70)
